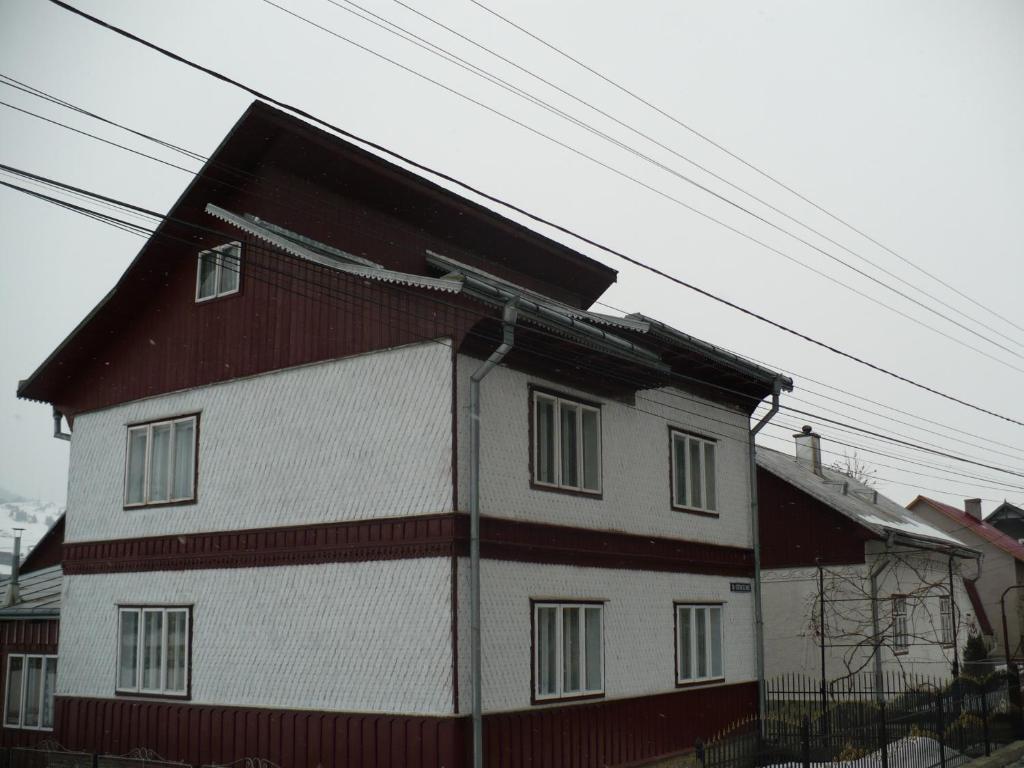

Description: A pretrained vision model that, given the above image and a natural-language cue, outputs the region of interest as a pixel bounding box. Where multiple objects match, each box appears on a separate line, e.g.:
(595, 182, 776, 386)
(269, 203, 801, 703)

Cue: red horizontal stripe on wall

(53, 683, 755, 768)
(63, 514, 754, 577)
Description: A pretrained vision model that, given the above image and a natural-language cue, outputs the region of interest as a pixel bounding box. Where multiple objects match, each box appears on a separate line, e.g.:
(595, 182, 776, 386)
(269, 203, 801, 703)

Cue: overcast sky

(0, 0, 1021, 513)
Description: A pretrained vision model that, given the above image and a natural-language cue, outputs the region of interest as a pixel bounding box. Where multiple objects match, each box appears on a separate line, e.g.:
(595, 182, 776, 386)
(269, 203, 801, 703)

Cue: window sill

(671, 504, 720, 518)
(115, 690, 191, 702)
(530, 481, 603, 500)
(195, 288, 241, 305)
(123, 498, 197, 511)
(2, 724, 53, 731)
(891, 649, 909, 656)
(676, 677, 726, 689)
(531, 691, 605, 706)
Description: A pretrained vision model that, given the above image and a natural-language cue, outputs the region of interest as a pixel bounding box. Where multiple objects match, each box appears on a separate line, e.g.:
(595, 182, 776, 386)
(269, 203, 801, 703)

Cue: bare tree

(829, 450, 877, 487)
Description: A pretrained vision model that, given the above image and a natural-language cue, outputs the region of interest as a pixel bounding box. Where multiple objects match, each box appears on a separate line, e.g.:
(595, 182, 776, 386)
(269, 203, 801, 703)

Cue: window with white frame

(534, 602, 603, 701)
(196, 242, 241, 301)
(116, 607, 190, 697)
(892, 596, 909, 652)
(124, 415, 198, 507)
(676, 604, 724, 684)
(939, 595, 954, 646)
(4, 654, 57, 730)
(532, 390, 601, 494)
(670, 430, 717, 513)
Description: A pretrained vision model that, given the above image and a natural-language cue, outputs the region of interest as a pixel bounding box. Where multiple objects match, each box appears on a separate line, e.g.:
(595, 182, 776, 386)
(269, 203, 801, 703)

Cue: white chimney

(794, 425, 823, 476)
(964, 498, 982, 521)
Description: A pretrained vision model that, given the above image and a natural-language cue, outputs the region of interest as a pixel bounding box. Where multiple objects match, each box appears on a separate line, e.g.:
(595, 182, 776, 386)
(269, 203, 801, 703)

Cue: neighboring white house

(758, 429, 978, 688)
(15, 101, 793, 768)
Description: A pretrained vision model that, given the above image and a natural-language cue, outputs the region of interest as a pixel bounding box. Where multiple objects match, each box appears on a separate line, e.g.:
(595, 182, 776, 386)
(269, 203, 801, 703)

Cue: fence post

(877, 700, 888, 768)
(801, 714, 811, 768)
(981, 686, 991, 758)
(937, 692, 947, 768)
(694, 738, 705, 768)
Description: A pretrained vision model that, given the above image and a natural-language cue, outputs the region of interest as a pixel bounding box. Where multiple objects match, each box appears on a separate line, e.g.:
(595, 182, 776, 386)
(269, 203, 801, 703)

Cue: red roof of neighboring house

(908, 495, 1024, 562)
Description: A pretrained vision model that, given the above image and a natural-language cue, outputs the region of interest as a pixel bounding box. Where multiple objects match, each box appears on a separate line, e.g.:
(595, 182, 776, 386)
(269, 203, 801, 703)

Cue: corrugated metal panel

(0, 564, 62, 614)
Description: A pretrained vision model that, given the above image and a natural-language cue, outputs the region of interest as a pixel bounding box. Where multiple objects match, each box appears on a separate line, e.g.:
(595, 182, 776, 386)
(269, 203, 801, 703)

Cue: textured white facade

(66, 341, 454, 542)
(456, 559, 756, 713)
(456, 354, 754, 546)
(59, 559, 455, 715)
(763, 551, 974, 682)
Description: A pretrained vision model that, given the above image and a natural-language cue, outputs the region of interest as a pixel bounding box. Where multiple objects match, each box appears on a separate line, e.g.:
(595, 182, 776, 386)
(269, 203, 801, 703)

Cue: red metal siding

(0, 619, 60, 748)
(54, 683, 753, 768)
(757, 467, 873, 568)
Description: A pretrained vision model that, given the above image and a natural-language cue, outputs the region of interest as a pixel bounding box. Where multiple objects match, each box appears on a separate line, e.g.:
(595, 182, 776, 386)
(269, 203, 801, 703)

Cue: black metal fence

(697, 669, 1024, 768)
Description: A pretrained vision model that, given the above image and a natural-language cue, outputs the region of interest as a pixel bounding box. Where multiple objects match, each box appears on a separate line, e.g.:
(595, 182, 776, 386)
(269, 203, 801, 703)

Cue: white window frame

(3, 654, 57, 731)
(123, 415, 198, 507)
(892, 596, 909, 652)
(939, 595, 954, 646)
(115, 606, 190, 697)
(675, 603, 725, 685)
(195, 241, 242, 302)
(533, 602, 604, 702)
(531, 390, 602, 494)
(670, 429, 718, 513)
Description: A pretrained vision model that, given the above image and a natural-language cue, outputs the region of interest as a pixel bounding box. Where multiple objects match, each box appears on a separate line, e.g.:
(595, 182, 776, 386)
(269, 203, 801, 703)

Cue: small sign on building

(730, 582, 752, 593)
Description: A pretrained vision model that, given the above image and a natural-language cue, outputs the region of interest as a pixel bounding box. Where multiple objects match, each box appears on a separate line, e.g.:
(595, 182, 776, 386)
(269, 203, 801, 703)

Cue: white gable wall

(66, 340, 455, 543)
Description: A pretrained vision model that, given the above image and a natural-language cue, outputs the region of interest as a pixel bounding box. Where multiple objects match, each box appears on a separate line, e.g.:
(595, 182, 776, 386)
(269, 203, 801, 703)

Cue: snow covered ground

(767, 736, 968, 768)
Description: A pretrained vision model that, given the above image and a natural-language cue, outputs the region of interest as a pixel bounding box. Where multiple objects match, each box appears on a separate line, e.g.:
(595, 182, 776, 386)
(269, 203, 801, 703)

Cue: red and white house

(15, 102, 792, 767)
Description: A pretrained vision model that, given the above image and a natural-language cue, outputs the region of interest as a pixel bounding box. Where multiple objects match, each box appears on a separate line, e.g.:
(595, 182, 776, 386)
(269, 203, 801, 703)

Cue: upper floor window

(676, 603, 723, 685)
(534, 601, 604, 702)
(196, 242, 241, 302)
(532, 389, 601, 494)
(892, 596, 909, 652)
(116, 606, 190, 698)
(939, 595, 954, 646)
(124, 415, 198, 507)
(4, 654, 57, 730)
(670, 429, 717, 513)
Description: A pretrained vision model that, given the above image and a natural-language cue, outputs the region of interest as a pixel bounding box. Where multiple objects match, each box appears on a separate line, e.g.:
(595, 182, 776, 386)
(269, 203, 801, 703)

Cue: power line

(4, 164, 1023, 506)
(260, 0, 1024, 376)
(41, 0, 1024, 429)
(465, 0, 1024, 339)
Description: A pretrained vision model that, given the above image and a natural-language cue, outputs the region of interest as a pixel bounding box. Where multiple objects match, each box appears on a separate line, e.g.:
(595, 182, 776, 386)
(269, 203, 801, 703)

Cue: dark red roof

(908, 495, 1024, 562)
(964, 579, 994, 635)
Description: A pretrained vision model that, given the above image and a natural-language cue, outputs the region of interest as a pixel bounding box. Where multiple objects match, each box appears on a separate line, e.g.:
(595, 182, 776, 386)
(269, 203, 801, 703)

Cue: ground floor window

(117, 606, 190, 697)
(4, 654, 57, 730)
(676, 603, 723, 684)
(533, 601, 604, 701)
(939, 595, 954, 646)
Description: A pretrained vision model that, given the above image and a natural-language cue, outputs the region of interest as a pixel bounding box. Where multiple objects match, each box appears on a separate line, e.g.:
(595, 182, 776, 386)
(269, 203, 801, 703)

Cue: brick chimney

(794, 425, 823, 476)
(964, 498, 982, 521)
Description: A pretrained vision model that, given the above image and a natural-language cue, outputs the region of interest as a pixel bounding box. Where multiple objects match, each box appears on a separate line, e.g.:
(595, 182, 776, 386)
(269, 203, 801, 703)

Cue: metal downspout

(749, 378, 783, 723)
(469, 301, 518, 768)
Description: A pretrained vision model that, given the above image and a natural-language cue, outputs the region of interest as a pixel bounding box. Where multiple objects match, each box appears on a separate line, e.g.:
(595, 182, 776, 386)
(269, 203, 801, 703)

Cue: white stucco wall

(456, 354, 753, 546)
(456, 559, 755, 713)
(763, 551, 974, 683)
(66, 341, 454, 542)
(59, 558, 455, 714)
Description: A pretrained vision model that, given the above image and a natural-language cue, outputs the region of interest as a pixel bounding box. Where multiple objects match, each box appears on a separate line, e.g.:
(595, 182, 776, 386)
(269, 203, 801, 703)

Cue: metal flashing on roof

(206, 205, 464, 294)
(627, 312, 793, 391)
(426, 251, 669, 372)
(243, 214, 383, 269)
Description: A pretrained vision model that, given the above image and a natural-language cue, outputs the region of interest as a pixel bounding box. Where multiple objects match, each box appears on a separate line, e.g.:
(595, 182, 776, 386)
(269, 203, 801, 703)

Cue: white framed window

(116, 606, 190, 697)
(939, 595, 954, 646)
(676, 604, 724, 684)
(670, 429, 717, 513)
(532, 390, 601, 494)
(196, 241, 241, 302)
(892, 596, 909, 652)
(533, 602, 603, 701)
(124, 415, 198, 507)
(4, 654, 57, 730)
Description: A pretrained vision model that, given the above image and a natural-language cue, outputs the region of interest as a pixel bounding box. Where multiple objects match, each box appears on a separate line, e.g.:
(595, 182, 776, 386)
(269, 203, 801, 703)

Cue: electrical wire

(40, 0, 1024, 429)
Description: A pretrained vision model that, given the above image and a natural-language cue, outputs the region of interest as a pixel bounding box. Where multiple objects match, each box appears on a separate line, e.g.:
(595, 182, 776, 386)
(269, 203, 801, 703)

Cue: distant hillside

(0, 498, 63, 576)
(0, 487, 29, 504)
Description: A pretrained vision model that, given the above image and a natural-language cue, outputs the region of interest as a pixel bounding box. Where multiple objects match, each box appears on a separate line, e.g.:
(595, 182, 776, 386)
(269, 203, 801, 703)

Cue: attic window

(196, 242, 241, 301)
